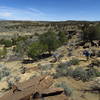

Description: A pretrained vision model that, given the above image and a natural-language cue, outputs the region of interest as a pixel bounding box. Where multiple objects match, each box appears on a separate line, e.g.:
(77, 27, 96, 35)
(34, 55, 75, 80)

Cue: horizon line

(0, 19, 100, 22)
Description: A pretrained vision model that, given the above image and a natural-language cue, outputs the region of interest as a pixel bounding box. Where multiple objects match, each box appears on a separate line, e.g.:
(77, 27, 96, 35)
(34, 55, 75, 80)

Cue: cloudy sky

(0, 0, 100, 21)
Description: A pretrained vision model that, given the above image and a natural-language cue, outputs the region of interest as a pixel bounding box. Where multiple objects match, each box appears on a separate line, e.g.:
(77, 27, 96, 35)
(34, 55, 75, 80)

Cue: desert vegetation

(55, 82, 73, 96)
(0, 21, 100, 100)
(54, 62, 100, 82)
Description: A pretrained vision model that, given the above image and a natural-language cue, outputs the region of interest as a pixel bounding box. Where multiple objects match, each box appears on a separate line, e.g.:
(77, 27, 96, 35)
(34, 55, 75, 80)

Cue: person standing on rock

(83, 50, 90, 61)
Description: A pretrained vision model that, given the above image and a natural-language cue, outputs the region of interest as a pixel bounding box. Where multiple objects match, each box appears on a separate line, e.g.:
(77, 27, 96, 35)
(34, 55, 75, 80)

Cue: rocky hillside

(0, 20, 99, 39)
(0, 20, 100, 100)
(0, 32, 100, 100)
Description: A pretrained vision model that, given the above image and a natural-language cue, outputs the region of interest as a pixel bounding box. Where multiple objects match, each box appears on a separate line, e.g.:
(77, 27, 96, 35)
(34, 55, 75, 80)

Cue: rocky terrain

(0, 21, 100, 100)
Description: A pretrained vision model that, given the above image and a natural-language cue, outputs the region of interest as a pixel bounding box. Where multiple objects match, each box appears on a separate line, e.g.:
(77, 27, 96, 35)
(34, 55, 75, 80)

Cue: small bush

(72, 67, 100, 82)
(55, 82, 73, 96)
(86, 68, 97, 78)
(7, 80, 14, 90)
(14, 36, 35, 58)
(38, 64, 52, 71)
(95, 71, 100, 77)
(72, 67, 87, 81)
(0, 67, 10, 80)
(0, 47, 7, 58)
(58, 31, 67, 45)
(13, 36, 29, 44)
(54, 62, 73, 78)
(54, 62, 100, 82)
(0, 39, 13, 47)
(69, 58, 80, 65)
(88, 68, 100, 77)
(56, 63, 69, 76)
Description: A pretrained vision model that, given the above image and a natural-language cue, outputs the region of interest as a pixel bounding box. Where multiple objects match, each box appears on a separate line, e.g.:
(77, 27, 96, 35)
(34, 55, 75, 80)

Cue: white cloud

(0, 6, 67, 21)
(0, 12, 12, 17)
(0, 6, 47, 20)
(28, 8, 44, 15)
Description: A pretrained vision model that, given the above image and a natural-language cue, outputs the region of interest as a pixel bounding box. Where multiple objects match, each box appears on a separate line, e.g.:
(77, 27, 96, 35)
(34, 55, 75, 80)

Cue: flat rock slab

(0, 75, 54, 100)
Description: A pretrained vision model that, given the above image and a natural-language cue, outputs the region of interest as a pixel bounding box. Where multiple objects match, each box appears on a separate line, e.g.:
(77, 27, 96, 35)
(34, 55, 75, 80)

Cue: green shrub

(72, 67, 89, 81)
(13, 36, 35, 57)
(55, 63, 68, 78)
(53, 60, 80, 79)
(87, 68, 100, 77)
(0, 47, 7, 58)
(95, 71, 100, 77)
(28, 41, 47, 59)
(0, 39, 13, 47)
(7, 80, 14, 90)
(38, 64, 52, 71)
(1, 80, 13, 92)
(39, 31, 60, 54)
(14, 38, 34, 57)
(53, 62, 73, 78)
(86, 68, 97, 78)
(14, 41, 26, 56)
(0, 67, 10, 80)
(54, 61, 100, 81)
(72, 67, 100, 82)
(58, 31, 67, 45)
(13, 36, 29, 44)
(69, 58, 80, 65)
(55, 82, 73, 96)
(55, 66, 92, 81)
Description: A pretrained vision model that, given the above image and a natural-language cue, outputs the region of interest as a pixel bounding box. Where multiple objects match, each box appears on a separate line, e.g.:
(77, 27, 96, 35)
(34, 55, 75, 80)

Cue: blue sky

(0, 0, 100, 21)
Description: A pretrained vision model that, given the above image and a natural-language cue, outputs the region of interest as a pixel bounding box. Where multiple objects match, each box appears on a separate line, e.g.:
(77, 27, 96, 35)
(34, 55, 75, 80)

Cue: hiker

(83, 50, 90, 60)
(12, 84, 22, 93)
